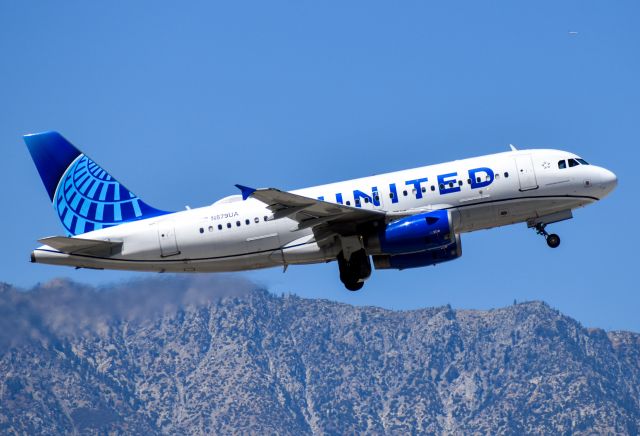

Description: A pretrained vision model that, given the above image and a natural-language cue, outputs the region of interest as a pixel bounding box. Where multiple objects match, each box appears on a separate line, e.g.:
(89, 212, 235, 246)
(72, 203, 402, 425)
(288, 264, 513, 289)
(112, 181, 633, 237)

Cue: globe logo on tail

(54, 155, 148, 235)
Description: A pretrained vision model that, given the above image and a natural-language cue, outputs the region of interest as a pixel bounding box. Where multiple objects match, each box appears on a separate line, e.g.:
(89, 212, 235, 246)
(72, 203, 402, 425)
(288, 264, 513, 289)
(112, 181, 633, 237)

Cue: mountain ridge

(1, 277, 638, 434)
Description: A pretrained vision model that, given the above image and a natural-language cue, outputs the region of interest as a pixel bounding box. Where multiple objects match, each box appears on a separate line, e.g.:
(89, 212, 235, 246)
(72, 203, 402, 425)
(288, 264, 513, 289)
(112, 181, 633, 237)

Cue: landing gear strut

(337, 249, 371, 291)
(535, 223, 561, 248)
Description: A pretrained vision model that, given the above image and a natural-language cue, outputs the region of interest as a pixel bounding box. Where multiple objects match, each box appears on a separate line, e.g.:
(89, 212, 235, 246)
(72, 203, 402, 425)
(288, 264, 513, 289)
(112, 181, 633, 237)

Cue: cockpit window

(577, 158, 589, 165)
(568, 158, 579, 167)
(558, 160, 566, 169)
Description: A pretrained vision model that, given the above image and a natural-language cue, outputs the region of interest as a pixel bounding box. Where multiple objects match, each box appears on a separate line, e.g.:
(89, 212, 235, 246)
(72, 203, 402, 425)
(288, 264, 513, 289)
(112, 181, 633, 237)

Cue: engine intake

(374, 210, 455, 255)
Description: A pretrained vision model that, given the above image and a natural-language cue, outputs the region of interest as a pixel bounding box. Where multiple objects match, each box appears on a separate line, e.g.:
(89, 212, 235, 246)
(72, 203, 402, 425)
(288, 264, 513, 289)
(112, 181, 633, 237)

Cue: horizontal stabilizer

(38, 236, 122, 256)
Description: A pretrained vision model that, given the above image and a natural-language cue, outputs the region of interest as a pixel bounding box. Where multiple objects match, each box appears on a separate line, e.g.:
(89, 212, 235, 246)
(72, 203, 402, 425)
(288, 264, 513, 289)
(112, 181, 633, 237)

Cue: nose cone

(595, 167, 617, 199)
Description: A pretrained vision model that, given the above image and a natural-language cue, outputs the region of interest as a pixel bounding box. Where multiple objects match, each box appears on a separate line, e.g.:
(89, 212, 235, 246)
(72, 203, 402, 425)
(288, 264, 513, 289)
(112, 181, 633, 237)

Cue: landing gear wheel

(546, 234, 560, 248)
(344, 281, 364, 292)
(535, 223, 561, 249)
(337, 249, 371, 292)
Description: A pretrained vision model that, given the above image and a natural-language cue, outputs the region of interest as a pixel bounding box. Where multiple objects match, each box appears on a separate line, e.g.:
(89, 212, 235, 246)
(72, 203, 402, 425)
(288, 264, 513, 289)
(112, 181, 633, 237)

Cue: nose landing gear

(535, 223, 561, 248)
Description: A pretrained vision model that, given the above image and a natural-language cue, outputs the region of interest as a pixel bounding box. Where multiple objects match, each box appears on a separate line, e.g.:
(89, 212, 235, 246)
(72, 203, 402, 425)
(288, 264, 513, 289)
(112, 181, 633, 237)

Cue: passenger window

(355, 199, 361, 207)
(218, 224, 223, 230)
(364, 197, 369, 203)
(467, 178, 472, 185)
(245, 219, 250, 225)
(431, 185, 435, 191)
(227, 223, 232, 229)
(254, 217, 259, 223)
(403, 190, 408, 196)
(346, 201, 351, 206)
(458, 180, 463, 186)
(439, 183, 444, 190)
(568, 158, 579, 167)
(389, 192, 394, 199)
(448, 182, 454, 188)
(421, 187, 426, 193)
(236, 221, 241, 227)
(208, 226, 213, 232)
(263, 216, 268, 221)
(504, 172, 509, 178)
(558, 160, 566, 169)
(199, 227, 204, 234)
(476, 177, 481, 183)
(374, 194, 380, 201)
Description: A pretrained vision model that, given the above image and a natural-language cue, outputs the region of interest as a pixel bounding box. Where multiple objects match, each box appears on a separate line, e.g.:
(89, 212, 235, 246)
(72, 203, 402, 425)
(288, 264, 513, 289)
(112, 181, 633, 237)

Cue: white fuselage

(32, 148, 617, 272)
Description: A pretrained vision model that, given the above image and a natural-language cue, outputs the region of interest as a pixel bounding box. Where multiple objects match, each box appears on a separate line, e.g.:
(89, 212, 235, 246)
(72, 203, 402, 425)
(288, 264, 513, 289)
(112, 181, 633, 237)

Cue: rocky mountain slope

(1, 277, 639, 434)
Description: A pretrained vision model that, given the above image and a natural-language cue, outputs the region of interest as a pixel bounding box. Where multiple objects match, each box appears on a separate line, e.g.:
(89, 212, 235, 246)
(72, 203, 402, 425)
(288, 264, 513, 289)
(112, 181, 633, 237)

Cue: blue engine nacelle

(377, 210, 455, 255)
(372, 234, 462, 270)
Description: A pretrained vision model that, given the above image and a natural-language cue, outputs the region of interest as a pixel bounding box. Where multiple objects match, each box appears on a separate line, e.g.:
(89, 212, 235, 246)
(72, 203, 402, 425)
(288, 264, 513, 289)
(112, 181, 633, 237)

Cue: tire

(344, 281, 364, 292)
(546, 234, 561, 248)
(337, 249, 371, 291)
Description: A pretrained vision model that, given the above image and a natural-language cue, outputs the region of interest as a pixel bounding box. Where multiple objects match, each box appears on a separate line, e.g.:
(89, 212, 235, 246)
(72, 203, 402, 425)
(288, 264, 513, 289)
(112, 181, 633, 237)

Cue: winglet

(509, 144, 518, 151)
(235, 184, 256, 200)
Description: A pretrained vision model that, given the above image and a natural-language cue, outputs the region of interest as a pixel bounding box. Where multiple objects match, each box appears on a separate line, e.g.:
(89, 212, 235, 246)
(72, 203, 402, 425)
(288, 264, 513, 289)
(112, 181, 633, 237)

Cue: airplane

(25, 131, 617, 291)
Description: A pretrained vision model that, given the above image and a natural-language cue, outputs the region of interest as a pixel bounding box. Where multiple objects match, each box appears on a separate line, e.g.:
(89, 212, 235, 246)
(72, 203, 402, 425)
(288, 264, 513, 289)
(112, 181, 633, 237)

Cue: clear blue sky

(2, 1, 638, 331)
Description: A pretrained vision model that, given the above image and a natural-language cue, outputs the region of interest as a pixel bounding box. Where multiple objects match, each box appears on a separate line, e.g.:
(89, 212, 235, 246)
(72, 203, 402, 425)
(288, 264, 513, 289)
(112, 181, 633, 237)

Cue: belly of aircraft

(32, 248, 288, 273)
(455, 196, 594, 232)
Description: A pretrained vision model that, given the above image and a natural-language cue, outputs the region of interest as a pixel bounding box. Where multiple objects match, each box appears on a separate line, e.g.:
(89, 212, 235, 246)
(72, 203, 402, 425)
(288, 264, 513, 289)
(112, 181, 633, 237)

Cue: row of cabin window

(321, 171, 511, 206)
(558, 158, 589, 169)
(386, 172, 510, 200)
(199, 216, 269, 233)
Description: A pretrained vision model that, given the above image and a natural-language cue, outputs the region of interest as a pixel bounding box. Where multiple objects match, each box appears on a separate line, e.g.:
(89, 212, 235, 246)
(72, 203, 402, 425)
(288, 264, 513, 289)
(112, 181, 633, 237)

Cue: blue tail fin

(24, 131, 169, 236)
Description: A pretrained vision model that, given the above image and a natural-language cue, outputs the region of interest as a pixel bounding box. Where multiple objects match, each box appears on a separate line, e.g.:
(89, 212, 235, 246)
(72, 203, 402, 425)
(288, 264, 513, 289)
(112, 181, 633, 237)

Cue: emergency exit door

(514, 155, 538, 191)
(158, 221, 180, 257)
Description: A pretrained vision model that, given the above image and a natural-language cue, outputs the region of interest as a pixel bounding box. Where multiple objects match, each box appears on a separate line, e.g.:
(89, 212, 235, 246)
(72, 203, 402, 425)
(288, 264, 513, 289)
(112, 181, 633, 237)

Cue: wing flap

(38, 236, 123, 256)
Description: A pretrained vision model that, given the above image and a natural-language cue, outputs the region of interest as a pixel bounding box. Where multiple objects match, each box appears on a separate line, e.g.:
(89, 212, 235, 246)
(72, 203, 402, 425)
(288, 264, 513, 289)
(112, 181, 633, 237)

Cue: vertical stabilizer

(24, 131, 169, 236)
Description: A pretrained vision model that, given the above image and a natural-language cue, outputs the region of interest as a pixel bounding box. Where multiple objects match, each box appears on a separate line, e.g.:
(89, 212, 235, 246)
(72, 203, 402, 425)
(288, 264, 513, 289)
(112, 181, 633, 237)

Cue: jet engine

(369, 210, 456, 255)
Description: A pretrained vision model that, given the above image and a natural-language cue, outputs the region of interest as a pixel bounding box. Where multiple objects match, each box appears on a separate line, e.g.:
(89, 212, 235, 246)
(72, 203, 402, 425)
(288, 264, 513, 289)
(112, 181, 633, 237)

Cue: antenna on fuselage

(509, 144, 518, 151)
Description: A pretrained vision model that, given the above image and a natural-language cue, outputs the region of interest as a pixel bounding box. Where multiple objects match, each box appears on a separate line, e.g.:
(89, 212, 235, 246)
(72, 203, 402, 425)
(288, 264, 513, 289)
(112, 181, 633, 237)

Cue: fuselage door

(158, 221, 180, 257)
(514, 155, 538, 191)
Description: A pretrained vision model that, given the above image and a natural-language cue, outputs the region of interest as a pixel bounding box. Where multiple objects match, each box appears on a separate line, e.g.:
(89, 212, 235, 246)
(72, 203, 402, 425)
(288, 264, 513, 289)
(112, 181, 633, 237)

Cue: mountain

(1, 277, 639, 435)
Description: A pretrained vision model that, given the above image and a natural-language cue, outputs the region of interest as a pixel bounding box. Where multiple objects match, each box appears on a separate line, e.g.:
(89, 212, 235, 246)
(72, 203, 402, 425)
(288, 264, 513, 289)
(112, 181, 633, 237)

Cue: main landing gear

(337, 249, 372, 291)
(535, 223, 561, 248)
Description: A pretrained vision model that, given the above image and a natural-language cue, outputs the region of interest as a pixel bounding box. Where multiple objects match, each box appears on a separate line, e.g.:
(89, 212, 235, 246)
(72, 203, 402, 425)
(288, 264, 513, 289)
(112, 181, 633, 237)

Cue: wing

(38, 236, 123, 256)
(235, 185, 386, 236)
